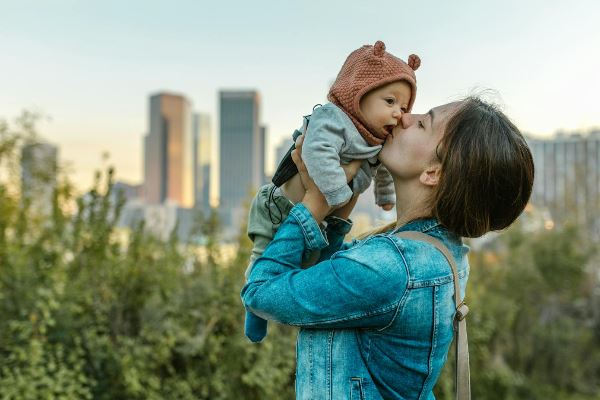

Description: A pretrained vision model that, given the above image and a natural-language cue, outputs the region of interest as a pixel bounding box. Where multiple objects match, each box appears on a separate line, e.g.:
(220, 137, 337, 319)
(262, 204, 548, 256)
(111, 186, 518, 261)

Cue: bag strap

(395, 231, 471, 400)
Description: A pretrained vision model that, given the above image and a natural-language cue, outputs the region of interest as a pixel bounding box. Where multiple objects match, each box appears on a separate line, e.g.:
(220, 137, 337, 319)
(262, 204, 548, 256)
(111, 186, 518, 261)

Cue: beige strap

(395, 231, 471, 400)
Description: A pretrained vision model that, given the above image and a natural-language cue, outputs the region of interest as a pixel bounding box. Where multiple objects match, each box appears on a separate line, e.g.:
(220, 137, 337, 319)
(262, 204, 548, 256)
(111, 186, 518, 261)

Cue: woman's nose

(401, 113, 414, 128)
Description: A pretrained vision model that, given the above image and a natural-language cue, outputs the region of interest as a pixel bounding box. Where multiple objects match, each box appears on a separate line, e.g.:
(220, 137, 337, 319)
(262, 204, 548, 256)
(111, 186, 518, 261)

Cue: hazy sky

(1, 0, 599, 192)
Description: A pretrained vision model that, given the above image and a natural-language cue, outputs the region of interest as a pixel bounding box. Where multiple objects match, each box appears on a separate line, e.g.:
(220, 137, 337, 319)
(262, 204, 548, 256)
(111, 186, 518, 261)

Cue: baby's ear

(408, 54, 421, 71)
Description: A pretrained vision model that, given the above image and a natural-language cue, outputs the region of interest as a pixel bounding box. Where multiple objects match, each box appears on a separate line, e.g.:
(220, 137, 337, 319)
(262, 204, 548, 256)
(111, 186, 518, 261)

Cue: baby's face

(359, 81, 412, 138)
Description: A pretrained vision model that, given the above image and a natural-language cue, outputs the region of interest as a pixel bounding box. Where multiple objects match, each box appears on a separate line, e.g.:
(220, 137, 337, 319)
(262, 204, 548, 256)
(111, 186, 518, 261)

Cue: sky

(1, 0, 599, 193)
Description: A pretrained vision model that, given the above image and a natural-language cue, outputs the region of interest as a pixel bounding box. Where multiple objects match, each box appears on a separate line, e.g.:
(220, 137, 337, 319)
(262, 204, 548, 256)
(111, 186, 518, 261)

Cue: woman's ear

(419, 163, 441, 187)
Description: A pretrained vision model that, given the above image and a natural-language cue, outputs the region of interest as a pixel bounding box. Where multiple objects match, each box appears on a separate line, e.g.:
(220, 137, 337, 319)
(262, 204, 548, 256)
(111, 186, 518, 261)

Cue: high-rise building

(259, 125, 267, 185)
(21, 142, 58, 218)
(275, 137, 293, 173)
(218, 90, 262, 230)
(193, 112, 212, 211)
(527, 130, 600, 237)
(143, 92, 194, 208)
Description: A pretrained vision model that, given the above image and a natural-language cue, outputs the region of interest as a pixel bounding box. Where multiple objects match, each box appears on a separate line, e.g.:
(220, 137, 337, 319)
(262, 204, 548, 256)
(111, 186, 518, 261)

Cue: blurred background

(1, 1, 599, 399)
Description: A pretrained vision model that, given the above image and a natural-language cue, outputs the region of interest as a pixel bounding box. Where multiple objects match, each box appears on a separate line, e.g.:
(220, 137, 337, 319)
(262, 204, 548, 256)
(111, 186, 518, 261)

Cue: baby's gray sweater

(298, 103, 395, 207)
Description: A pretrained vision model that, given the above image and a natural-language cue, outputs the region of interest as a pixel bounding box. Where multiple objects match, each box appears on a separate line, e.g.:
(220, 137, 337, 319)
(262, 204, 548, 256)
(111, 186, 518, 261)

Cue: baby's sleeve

(302, 107, 353, 206)
(374, 164, 395, 206)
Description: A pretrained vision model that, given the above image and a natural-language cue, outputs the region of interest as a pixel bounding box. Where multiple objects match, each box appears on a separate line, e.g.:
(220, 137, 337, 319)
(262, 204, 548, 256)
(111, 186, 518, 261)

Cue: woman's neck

(393, 178, 435, 229)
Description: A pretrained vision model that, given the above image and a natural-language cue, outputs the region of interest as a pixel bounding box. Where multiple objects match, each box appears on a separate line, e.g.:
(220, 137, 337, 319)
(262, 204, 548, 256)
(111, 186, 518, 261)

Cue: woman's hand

(290, 134, 362, 224)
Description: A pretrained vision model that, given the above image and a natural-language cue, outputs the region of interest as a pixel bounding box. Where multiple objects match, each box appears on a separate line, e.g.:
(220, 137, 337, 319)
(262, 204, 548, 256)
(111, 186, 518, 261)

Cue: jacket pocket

(350, 377, 364, 400)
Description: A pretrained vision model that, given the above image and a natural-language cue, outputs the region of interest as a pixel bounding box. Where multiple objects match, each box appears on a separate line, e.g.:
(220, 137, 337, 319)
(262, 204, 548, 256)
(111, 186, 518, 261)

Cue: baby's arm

(302, 107, 353, 207)
(374, 164, 395, 208)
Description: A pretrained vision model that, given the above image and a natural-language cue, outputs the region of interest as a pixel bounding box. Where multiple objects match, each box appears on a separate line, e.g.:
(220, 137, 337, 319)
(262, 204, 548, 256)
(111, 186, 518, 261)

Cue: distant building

(112, 180, 143, 203)
(218, 90, 262, 237)
(105, 197, 200, 243)
(138, 202, 199, 242)
(143, 92, 194, 208)
(259, 125, 267, 186)
(527, 130, 600, 237)
(274, 137, 293, 173)
(21, 142, 58, 218)
(193, 112, 212, 211)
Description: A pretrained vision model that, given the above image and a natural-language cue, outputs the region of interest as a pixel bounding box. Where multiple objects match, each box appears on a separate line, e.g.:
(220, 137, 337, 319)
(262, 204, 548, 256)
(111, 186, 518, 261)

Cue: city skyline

(2, 1, 600, 192)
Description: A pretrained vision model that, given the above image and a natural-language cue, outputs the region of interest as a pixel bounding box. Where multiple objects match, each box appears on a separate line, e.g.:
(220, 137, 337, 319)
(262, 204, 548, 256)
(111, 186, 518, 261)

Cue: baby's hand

(380, 203, 394, 211)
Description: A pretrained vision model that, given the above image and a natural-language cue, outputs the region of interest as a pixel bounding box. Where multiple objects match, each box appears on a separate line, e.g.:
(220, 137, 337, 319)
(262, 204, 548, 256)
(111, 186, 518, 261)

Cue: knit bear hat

(327, 41, 420, 146)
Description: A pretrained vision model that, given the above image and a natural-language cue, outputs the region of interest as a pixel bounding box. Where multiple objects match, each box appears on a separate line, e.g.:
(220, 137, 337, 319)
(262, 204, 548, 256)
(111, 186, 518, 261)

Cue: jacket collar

(390, 218, 441, 235)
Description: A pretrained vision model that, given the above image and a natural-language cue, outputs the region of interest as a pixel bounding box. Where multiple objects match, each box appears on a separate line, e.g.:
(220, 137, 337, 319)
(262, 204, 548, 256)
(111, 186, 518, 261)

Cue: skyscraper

(259, 125, 267, 184)
(143, 92, 194, 208)
(275, 137, 293, 173)
(193, 112, 212, 211)
(21, 142, 58, 218)
(218, 90, 262, 229)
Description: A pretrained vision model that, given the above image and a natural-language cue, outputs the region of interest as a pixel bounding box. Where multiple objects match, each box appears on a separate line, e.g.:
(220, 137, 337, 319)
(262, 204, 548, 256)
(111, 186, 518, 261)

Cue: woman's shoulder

(333, 234, 410, 275)
(388, 228, 470, 282)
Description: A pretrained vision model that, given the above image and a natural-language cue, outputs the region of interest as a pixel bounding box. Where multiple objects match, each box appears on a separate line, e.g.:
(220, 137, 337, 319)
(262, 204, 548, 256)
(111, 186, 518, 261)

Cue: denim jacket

(241, 203, 470, 399)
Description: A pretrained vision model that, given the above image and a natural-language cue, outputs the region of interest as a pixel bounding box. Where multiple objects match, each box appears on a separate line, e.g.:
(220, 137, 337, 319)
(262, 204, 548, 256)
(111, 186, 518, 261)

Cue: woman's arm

(317, 197, 359, 261)
(290, 133, 361, 258)
(241, 202, 407, 329)
(296, 133, 364, 258)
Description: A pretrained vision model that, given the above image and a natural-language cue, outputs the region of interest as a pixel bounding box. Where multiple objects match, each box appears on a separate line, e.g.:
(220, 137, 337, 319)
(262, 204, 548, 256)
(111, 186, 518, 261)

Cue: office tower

(21, 142, 58, 217)
(112, 181, 143, 202)
(143, 92, 194, 208)
(218, 90, 261, 227)
(275, 137, 293, 172)
(193, 113, 212, 211)
(259, 125, 267, 185)
(527, 130, 600, 237)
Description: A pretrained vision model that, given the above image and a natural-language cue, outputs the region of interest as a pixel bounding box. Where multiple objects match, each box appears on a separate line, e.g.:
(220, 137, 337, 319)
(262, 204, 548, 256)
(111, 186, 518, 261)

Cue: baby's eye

(385, 98, 395, 105)
(418, 120, 425, 129)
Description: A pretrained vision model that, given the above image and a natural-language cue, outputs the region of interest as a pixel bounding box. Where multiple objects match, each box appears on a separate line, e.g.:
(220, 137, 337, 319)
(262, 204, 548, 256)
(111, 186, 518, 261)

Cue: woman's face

(378, 102, 460, 181)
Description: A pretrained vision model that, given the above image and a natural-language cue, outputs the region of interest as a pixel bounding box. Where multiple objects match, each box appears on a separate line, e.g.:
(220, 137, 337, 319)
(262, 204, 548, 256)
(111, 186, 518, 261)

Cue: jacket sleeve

(241, 203, 408, 329)
(317, 215, 356, 262)
(302, 106, 353, 206)
(374, 164, 396, 206)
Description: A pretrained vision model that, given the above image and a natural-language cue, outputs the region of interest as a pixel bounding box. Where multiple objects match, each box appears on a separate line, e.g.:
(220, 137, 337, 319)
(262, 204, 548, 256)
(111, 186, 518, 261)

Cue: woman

(241, 97, 534, 399)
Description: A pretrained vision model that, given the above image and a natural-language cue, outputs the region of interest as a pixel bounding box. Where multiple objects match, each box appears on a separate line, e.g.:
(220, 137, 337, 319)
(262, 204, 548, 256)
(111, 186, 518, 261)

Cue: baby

(244, 41, 420, 342)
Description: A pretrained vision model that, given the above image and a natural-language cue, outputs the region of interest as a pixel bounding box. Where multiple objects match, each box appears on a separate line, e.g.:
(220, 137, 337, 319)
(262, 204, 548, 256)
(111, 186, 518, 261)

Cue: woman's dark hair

(433, 97, 534, 237)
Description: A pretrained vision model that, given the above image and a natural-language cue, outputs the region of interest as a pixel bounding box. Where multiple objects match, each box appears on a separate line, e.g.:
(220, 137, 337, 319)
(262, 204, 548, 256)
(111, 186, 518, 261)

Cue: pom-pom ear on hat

(408, 54, 421, 71)
(373, 40, 386, 57)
